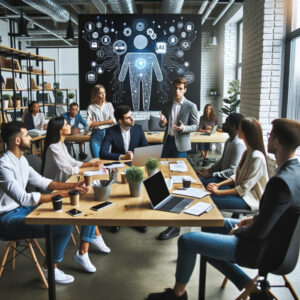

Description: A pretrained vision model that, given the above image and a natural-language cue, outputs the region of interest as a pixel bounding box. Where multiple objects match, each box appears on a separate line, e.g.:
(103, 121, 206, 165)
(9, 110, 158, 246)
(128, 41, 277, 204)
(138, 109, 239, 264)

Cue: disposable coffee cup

(69, 190, 80, 206)
(121, 172, 127, 184)
(52, 195, 63, 212)
(83, 171, 92, 186)
(182, 177, 191, 188)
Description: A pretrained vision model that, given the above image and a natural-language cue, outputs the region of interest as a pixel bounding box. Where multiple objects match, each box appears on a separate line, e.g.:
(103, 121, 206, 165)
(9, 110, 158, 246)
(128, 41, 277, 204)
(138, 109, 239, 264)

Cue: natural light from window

(292, 0, 300, 30)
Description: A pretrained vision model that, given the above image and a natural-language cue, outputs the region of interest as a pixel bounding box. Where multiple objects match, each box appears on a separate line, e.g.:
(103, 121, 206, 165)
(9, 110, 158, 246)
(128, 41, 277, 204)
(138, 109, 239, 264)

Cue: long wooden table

(26, 158, 224, 300)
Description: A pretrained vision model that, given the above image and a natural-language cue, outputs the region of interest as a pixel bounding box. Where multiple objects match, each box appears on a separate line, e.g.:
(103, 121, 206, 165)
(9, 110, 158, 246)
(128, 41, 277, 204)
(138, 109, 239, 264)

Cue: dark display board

(79, 14, 201, 111)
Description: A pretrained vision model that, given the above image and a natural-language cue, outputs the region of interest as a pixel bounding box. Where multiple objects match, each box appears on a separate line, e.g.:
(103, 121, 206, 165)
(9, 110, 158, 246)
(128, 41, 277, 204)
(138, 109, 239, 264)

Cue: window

(236, 20, 243, 82)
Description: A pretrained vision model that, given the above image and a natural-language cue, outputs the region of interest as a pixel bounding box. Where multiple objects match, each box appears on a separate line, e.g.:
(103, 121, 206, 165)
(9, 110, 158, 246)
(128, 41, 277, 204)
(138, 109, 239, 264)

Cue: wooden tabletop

(26, 158, 224, 227)
(65, 133, 91, 143)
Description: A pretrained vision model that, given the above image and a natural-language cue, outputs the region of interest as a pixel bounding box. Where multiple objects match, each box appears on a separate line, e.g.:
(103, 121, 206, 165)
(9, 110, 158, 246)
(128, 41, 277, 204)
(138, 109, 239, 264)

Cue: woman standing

(197, 104, 218, 165)
(206, 117, 269, 211)
(43, 117, 111, 273)
(87, 84, 116, 158)
(24, 101, 46, 130)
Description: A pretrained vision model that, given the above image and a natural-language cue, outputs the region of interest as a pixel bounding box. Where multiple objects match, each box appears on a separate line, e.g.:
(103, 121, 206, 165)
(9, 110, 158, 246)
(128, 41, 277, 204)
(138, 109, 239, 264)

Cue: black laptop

(143, 171, 193, 213)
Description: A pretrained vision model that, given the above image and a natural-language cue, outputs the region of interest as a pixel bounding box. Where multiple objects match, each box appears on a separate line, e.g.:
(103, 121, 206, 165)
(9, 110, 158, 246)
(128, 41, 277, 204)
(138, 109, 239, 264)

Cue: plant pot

(128, 181, 143, 197)
(3, 100, 9, 109)
(16, 100, 21, 107)
(147, 168, 158, 177)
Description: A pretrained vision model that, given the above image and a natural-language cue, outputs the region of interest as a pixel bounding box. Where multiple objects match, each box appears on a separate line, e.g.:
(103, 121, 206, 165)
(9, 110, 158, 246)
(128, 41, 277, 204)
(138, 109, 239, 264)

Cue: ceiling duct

(22, 0, 69, 22)
(107, 0, 137, 14)
(162, 0, 184, 14)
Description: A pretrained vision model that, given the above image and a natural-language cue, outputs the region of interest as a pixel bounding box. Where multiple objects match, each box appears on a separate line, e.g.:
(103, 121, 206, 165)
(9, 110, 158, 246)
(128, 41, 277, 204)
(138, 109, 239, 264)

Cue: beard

(19, 140, 31, 151)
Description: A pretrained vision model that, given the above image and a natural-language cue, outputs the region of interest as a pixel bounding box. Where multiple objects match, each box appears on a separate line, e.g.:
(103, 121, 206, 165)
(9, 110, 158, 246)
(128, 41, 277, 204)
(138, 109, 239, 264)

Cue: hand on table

(73, 181, 89, 193)
(206, 182, 221, 195)
(121, 151, 133, 160)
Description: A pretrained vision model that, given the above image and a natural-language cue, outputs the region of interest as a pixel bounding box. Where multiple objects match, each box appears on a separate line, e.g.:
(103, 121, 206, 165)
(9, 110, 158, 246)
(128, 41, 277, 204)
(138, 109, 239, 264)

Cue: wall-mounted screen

(79, 14, 201, 111)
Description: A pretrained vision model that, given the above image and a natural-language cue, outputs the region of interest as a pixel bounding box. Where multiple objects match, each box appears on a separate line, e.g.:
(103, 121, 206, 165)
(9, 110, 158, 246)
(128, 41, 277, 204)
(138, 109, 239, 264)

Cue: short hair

(272, 118, 300, 150)
(173, 77, 187, 89)
(226, 113, 244, 130)
(114, 105, 131, 122)
(69, 102, 78, 109)
(1, 121, 27, 148)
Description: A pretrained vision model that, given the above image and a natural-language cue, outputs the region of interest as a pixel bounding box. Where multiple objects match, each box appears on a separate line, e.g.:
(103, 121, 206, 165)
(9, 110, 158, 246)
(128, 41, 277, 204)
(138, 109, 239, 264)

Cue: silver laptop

(199, 125, 218, 136)
(127, 144, 163, 167)
(143, 171, 193, 213)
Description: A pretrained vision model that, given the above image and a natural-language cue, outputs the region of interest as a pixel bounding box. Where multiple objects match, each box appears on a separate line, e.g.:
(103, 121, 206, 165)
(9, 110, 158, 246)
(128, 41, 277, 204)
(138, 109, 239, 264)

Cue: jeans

(199, 176, 223, 187)
(80, 225, 96, 243)
(198, 143, 212, 151)
(162, 135, 186, 158)
(90, 129, 106, 158)
(0, 206, 72, 263)
(175, 218, 251, 290)
(210, 185, 251, 210)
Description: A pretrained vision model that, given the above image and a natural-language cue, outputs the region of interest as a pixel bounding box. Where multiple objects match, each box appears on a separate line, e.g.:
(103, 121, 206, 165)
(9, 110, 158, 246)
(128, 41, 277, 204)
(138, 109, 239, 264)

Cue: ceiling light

(209, 31, 218, 46)
(66, 18, 74, 40)
(18, 9, 29, 37)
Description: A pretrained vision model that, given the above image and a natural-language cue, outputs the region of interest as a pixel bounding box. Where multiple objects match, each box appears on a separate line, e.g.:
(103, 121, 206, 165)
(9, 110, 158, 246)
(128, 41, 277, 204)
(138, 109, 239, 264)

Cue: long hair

(42, 117, 65, 173)
(90, 84, 106, 104)
(202, 104, 216, 122)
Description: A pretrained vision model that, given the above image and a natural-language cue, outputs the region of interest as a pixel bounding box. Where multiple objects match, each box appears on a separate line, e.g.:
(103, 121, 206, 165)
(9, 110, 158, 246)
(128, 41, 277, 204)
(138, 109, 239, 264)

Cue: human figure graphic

(118, 52, 163, 111)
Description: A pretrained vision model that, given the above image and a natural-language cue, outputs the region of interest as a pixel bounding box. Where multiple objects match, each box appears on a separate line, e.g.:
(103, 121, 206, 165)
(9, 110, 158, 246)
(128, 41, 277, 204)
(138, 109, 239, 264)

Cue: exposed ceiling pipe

(107, 0, 137, 14)
(212, 0, 235, 25)
(201, 0, 219, 25)
(198, 0, 208, 14)
(0, 0, 72, 45)
(91, 0, 107, 14)
(162, 0, 184, 14)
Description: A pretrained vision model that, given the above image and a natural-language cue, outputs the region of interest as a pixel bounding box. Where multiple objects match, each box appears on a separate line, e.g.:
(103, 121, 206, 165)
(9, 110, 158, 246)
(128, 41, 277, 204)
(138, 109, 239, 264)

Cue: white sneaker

(42, 267, 74, 284)
(73, 250, 96, 273)
(91, 235, 111, 253)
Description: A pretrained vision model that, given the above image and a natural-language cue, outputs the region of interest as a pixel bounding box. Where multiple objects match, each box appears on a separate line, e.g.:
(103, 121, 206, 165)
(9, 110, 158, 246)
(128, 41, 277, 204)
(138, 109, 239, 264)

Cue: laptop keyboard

(160, 197, 193, 213)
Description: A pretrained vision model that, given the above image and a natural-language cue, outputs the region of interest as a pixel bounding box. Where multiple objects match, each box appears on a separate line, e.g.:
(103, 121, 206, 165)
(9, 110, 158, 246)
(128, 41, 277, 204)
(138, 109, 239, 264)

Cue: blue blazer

(101, 124, 148, 160)
(61, 112, 88, 131)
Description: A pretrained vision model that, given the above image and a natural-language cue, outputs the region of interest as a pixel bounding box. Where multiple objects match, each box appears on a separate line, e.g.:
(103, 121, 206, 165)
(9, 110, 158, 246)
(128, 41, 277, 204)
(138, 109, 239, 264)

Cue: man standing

(198, 113, 245, 187)
(158, 78, 198, 240)
(147, 118, 300, 300)
(61, 102, 88, 160)
(0, 121, 89, 284)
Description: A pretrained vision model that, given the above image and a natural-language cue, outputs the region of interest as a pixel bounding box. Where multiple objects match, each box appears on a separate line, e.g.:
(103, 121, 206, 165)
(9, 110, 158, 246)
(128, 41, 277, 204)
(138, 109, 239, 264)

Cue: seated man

(61, 102, 88, 160)
(198, 113, 245, 187)
(0, 121, 89, 284)
(147, 118, 300, 300)
(101, 105, 148, 160)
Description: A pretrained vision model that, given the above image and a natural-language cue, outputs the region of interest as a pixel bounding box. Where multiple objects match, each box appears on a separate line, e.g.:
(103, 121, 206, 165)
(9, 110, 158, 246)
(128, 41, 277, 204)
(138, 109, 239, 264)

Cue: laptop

(143, 171, 194, 213)
(126, 144, 163, 167)
(199, 125, 218, 136)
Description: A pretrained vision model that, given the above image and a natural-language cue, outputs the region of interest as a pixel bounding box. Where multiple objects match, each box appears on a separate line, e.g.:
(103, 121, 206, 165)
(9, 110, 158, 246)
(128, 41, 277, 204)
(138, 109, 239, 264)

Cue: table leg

(199, 256, 207, 300)
(45, 225, 56, 300)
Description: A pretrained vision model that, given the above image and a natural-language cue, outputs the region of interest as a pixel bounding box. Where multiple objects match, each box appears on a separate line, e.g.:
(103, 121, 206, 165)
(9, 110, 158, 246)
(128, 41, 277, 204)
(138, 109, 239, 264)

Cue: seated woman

(42, 117, 111, 273)
(197, 104, 218, 166)
(206, 117, 269, 211)
(24, 101, 46, 130)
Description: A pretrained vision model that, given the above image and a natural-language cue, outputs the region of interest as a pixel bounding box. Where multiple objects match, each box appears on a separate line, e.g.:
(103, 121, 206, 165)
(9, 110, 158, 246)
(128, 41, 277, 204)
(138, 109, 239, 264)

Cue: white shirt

(0, 151, 52, 214)
(120, 126, 131, 153)
(43, 141, 83, 182)
(70, 117, 75, 127)
(32, 112, 45, 129)
(168, 98, 184, 136)
(86, 102, 116, 130)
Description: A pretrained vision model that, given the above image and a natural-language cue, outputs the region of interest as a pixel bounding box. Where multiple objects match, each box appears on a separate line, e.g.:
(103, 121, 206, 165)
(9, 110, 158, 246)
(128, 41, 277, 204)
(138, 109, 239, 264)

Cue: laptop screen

(143, 171, 170, 207)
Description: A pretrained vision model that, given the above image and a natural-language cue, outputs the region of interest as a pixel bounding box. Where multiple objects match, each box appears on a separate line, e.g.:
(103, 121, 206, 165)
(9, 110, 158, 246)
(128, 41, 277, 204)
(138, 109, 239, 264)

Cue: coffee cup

(69, 190, 80, 206)
(182, 177, 191, 188)
(52, 195, 63, 212)
(83, 171, 92, 186)
(120, 172, 127, 184)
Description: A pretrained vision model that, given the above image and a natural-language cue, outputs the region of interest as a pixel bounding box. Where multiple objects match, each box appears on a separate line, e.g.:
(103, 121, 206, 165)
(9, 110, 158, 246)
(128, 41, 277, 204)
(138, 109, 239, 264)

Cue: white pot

(3, 100, 9, 109)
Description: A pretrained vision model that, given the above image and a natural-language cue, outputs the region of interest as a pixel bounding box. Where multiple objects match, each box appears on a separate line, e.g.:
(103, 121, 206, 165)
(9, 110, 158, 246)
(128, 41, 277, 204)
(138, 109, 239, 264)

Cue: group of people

(0, 77, 299, 299)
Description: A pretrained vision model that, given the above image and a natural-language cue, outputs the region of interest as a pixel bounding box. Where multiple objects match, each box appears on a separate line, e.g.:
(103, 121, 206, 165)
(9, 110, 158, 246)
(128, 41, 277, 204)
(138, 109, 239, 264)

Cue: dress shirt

(168, 98, 184, 136)
(70, 117, 75, 127)
(0, 151, 52, 214)
(120, 126, 131, 153)
(32, 112, 45, 129)
(43, 141, 83, 182)
(86, 102, 116, 130)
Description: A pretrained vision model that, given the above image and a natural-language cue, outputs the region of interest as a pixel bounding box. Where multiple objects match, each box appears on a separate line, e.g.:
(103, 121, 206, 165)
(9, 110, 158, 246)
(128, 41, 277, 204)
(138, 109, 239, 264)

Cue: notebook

(199, 125, 218, 136)
(143, 171, 194, 213)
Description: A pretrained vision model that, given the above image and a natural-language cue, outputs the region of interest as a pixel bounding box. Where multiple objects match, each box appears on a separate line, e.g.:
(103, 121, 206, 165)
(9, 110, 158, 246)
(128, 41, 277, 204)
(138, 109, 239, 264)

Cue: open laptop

(199, 124, 218, 136)
(126, 144, 163, 167)
(143, 171, 193, 213)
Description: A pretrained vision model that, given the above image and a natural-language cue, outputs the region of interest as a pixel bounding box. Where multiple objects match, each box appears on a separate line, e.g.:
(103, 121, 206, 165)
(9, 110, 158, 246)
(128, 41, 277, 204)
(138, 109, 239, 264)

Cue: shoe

(72, 250, 96, 273)
(132, 226, 148, 233)
(79, 152, 88, 161)
(91, 235, 111, 253)
(110, 226, 120, 233)
(147, 288, 188, 300)
(42, 267, 74, 284)
(157, 227, 180, 240)
(202, 159, 209, 167)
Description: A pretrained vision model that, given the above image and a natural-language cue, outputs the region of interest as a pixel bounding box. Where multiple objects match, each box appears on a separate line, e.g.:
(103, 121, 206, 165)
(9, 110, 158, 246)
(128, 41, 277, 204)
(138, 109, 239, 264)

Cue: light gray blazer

(160, 98, 198, 152)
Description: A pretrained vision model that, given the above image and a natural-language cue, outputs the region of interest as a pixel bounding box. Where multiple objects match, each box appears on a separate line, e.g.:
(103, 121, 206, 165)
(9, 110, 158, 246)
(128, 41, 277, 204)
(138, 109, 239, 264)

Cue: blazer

(234, 158, 300, 269)
(160, 98, 198, 152)
(100, 124, 148, 160)
(61, 112, 88, 131)
(24, 112, 35, 130)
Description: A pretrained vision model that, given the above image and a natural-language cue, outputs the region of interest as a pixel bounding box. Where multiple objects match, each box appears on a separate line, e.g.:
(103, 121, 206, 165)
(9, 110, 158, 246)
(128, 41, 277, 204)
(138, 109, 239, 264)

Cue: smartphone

(90, 201, 113, 211)
(66, 208, 83, 217)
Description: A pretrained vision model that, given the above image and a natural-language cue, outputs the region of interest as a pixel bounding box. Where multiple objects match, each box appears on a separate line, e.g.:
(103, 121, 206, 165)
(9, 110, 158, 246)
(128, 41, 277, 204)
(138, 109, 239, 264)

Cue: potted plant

(14, 94, 22, 107)
(23, 96, 28, 103)
(145, 157, 159, 177)
(2, 94, 10, 109)
(220, 80, 240, 116)
(68, 92, 75, 100)
(54, 90, 64, 104)
(125, 166, 144, 197)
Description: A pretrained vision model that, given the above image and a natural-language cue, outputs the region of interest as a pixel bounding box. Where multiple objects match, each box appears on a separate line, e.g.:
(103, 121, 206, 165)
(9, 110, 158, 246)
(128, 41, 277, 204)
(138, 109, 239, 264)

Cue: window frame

(235, 19, 243, 81)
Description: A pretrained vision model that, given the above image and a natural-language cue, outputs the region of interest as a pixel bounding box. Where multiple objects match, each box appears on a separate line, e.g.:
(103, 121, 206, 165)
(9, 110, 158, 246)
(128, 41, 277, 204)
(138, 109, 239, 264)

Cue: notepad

(103, 162, 124, 169)
(83, 168, 107, 176)
(184, 202, 214, 216)
(172, 187, 210, 199)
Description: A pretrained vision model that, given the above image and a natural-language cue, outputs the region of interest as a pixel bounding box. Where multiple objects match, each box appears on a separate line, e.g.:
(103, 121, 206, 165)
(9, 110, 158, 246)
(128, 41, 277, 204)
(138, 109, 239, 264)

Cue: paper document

(171, 176, 197, 183)
(169, 162, 187, 172)
(184, 202, 214, 216)
(83, 168, 107, 176)
(172, 187, 210, 199)
(104, 162, 124, 169)
(28, 129, 47, 136)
